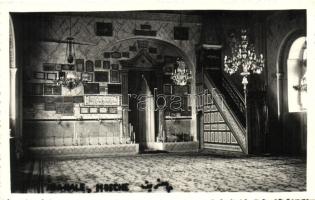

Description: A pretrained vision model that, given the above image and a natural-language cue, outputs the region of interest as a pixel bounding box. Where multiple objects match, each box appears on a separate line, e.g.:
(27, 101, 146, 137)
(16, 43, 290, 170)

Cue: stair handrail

(204, 73, 247, 153)
(204, 73, 246, 132)
(220, 73, 246, 123)
(222, 73, 245, 105)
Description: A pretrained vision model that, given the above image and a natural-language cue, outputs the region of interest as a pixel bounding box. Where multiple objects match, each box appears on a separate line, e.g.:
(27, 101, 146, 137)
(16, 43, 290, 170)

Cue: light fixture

(65, 15, 75, 64)
(223, 29, 265, 153)
(55, 15, 83, 90)
(224, 29, 265, 98)
(171, 58, 192, 86)
(55, 71, 86, 90)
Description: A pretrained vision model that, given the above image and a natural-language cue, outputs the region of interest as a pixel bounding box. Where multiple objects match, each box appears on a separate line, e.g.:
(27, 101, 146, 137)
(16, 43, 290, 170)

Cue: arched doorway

(278, 32, 307, 154)
(109, 37, 197, 151)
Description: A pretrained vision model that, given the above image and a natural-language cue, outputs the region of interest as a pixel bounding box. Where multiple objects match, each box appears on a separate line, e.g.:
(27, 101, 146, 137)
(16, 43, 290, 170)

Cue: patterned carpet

(12, 153, 306, 193)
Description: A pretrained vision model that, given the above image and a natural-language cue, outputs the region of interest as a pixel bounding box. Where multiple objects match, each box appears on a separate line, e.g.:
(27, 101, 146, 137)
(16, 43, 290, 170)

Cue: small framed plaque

(110, 70, 120, 83)
(33, 72, 45, 80)
(103, 61, 110, 69)
(99, 107, 108, 114)
(81, 72, 93, 82)
(89, 107, 98, 114)
(95, 22, 113, 36)
(107, 84, 121, 94)
(85, 60, 94, 72)
(46, 73, 57, 80)
(61, 64, 75, 71)
(95, 60, 102, 69)
(111, 51, 121, 59)
(43, 63, 56, 71)
(108, 107, 118, 114)
(83, 83, 99, 94)
(55, 64, 62, 71)
(80, 107, 89, 114)
(76, 59, 85, 72)
(94, 71, 109, 82)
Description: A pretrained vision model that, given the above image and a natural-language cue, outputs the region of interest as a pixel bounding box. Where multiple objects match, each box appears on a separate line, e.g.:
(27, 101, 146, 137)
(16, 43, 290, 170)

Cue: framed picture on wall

(83, 83, 100, 94)
(107, 84, 121, 94)
(99, 86, 107, 94)
(85, 60, 94, 72)
(43, 63, 56, 71)
(75, 59, 85, 72)
(111, 51, 121, 59)
(33, 72, 45, 79)
(44, 84, 61, 95)
(95, 22, 113, 36)
(46, 73, 57, 80)
(108, 107, 118, 114)
(110, 70, 120, 83)
(81, 72, 93, 82)
(55, 64, 62, 71)
(89, 107, 98, 114)
(61, 64, 75, 71)
(94, 71, 109, 82)
(95, 60, 102, 69)
(80, 107, 89, 114)
(103, 61, 110, 69)
(99, 107, 108, 114)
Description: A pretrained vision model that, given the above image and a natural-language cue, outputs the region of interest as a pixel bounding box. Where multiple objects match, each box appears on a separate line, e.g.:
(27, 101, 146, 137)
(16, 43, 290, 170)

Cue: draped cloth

(137, 75, 155, 149)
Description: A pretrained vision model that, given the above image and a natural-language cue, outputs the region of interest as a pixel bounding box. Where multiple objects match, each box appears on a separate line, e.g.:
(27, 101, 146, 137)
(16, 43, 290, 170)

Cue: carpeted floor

(11, 153, 306, 193)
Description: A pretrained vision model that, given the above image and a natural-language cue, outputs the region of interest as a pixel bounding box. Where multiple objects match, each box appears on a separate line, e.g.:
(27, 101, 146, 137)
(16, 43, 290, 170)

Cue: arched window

(287, 36, 307, 112)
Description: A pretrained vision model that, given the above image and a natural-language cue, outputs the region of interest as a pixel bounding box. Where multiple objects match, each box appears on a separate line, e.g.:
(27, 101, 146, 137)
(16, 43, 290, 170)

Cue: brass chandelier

(224, 29, 265, 91)
(171, 58, 192, 86)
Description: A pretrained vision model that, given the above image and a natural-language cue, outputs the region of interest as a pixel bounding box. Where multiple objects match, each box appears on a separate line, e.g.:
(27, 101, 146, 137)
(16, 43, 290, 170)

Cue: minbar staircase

(203, 72, 248, 154)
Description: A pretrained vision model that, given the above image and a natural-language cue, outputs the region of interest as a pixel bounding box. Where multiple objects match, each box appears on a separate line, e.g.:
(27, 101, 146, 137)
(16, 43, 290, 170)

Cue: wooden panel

(85, 95, 120, 106)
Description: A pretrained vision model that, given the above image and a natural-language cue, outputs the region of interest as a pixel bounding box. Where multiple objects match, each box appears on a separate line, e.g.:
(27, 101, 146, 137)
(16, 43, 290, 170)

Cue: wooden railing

(204, 73, 247, 153)
(221, 74, 246, 126)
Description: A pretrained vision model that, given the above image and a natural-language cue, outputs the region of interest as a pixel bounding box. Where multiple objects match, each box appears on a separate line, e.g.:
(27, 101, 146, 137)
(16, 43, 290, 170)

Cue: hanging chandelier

(55, 15, 82, 90)
(55, 71, 86, 90)
(171, 58, 192, 86)
(224, 29, 264, 88)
